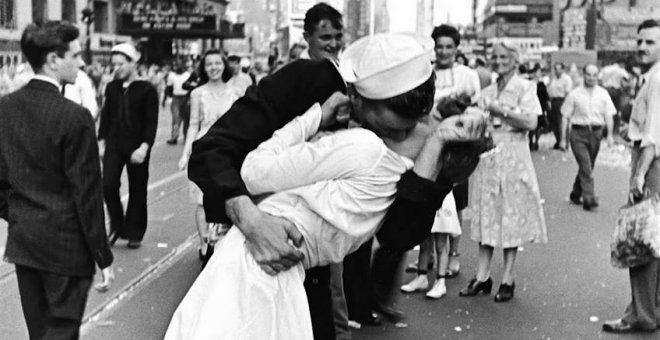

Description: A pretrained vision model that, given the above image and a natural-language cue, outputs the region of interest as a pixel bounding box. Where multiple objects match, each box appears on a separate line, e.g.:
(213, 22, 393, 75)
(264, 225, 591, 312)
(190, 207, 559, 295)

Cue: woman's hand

(434, 111, 488, 144)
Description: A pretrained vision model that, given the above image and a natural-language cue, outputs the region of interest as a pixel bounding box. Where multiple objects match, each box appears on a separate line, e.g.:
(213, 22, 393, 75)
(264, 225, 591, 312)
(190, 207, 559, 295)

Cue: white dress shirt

(629, 62, 660, 155)
(241, 103, 413, 268)
(561, 85, 616, 126)
(547, 73, 574, 98)
(64, 70, 99, 119)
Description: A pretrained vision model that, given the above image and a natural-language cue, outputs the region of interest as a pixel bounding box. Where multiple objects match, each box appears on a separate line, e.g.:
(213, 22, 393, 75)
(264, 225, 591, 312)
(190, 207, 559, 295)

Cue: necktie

(61, 84, 66, 96)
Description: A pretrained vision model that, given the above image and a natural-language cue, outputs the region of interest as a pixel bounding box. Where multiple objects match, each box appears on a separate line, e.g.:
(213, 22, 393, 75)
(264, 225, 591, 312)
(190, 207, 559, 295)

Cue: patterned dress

(188, 84, 238, 204)
(466, 74, 548, 248)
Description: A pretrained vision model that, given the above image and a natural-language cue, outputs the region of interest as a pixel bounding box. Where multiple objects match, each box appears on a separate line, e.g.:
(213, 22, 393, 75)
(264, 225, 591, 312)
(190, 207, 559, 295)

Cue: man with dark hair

(301, 2, 344, 62)
(98, 43, 159, 249)
(0, 21, 114, 339)
(603, 19, 660, 334)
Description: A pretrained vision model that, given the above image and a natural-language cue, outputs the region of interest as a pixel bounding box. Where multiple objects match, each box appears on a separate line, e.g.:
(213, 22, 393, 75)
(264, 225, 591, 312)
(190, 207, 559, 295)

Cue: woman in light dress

(459, 42, 547, 302)
(177, 49, 238, 261)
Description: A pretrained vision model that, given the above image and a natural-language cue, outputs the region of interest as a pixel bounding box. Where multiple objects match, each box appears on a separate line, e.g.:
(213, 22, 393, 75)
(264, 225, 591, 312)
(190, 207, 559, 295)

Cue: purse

(610, 194, 660, 269)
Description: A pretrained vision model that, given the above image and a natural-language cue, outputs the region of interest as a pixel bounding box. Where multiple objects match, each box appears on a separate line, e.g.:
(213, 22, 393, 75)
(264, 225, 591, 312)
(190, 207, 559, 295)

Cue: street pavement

(2, 122, 659, 339)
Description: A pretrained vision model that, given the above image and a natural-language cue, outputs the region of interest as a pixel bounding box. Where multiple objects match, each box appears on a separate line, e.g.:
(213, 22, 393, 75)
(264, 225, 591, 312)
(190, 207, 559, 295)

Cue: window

(0, 0, 14, 29)
(94, 1, 109, 33)
(62, 0, 77, 23)
(32, 0, 48, 23)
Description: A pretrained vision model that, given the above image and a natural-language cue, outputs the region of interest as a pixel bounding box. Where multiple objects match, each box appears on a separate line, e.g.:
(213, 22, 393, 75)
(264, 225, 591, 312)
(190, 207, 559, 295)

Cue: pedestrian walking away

(0, 21, 114, 339)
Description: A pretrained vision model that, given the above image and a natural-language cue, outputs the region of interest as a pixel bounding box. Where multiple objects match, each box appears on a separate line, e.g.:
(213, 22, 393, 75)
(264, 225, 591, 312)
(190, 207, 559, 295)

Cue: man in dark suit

(0, 21, 114, 339)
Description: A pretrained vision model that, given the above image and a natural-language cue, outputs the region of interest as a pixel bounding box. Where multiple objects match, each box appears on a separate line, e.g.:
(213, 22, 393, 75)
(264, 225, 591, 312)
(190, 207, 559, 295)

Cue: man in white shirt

(603, 19, 660, 335)
(547, 63, 574, 150)
(227, 55, 253, 96)
(560, 64, 615, 211)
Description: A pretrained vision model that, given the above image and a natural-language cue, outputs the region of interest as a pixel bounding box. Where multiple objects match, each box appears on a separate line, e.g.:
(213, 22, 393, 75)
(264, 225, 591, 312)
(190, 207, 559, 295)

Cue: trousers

(15, 265, 92, 340)
(103, 146, 150, 241)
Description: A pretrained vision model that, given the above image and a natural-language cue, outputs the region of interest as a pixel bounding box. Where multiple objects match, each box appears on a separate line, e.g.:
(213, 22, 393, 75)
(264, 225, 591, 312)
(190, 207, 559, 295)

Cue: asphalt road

(70, 139, 660, 340)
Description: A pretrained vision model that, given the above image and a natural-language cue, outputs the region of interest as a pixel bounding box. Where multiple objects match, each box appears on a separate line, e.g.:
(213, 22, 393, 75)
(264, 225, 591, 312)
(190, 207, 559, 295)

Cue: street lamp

(81, 7, 94, 64)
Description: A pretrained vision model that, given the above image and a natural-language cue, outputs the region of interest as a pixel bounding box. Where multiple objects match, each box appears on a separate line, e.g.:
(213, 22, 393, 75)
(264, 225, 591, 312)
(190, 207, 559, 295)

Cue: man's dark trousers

(15, 265, 92, 340)
(343, 238, 374, 322)
(103, 145, 150, 242)
(550, 97, 566, 146)
(569, 125, 603, 203)
(305, 266, 336, 340)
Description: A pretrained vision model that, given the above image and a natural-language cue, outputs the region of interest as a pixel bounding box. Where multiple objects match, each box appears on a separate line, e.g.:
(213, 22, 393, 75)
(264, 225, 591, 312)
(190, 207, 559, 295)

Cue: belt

(572, 124, 603, 131)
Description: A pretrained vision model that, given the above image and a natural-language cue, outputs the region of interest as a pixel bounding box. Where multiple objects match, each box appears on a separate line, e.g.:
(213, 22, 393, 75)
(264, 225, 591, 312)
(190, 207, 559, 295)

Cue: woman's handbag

(610, 194, 660, 269)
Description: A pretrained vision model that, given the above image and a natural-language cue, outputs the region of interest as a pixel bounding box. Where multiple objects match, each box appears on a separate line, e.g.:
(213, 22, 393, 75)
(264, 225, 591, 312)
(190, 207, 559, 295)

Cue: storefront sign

(117, 13, 217, 36)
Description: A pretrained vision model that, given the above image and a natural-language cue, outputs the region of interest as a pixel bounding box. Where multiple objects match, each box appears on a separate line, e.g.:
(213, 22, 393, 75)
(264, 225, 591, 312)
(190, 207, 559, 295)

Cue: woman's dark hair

(362, 72, 436, 121)
(197, 49, 232, 84)
(431, 24, 461, 46)
(304, 2, 343, 33)
(21, 21, 79, 71)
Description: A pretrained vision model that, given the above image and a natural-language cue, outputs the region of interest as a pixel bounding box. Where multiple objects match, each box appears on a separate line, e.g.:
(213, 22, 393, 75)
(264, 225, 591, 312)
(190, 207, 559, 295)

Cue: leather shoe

(602, 319, 655, 333)
(356, 313, 382, 326)
(494, 282, 515, 302)
(569, 193, 581, 205)
(127, 240, 142, 249)
(583, 199, 599, 211)
(459, 277, 492, 296)
(372, 303, 405, 322)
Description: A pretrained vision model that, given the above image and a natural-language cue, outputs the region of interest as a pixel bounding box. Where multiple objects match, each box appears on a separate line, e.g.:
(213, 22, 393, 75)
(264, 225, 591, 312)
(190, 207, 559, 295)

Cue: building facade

(561, 0, 660, 51)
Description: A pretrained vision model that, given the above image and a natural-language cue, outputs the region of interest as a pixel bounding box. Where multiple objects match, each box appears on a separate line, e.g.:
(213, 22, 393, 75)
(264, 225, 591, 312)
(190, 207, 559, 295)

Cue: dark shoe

(459, 277, 493, 296)
(127, 240, 142, 249)
(166, 139, 177, 145)
(494, 282, 515, 302)
(356, 313, 382, 326)
(569, 193, 582, 205)
(372, 303, 405, 322)
(602, 319, 656, 334)
(583, 199, 599, 211)
(444, 268, 459, 278)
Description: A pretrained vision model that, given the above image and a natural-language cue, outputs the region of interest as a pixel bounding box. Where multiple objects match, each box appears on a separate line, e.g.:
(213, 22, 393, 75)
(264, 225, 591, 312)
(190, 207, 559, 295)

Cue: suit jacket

(188, 59, 454, 251)
(0, 79, 113, 276)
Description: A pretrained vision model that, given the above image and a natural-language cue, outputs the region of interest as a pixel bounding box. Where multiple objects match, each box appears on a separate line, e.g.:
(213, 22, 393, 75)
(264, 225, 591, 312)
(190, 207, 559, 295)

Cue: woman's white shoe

(400, 275, 429, 293)
(425, 279, 447, 299)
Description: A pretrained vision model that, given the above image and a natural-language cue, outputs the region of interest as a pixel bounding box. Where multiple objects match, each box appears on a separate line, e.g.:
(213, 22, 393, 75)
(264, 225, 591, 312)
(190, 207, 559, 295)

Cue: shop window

(0, 0, 14, 29)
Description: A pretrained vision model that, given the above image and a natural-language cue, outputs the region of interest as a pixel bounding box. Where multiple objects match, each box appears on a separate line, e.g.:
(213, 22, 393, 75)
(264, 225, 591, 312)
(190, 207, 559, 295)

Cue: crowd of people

(1, 2, 660, 339)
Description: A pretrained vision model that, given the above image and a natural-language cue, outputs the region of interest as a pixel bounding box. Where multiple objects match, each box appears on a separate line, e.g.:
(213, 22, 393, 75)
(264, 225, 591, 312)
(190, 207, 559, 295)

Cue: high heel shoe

(494, 282, 515, 302)
(458, 277, 492, 296)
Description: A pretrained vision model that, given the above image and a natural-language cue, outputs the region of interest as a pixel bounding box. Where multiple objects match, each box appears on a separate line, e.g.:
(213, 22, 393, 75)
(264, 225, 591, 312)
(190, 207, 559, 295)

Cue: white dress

(165, 104, 413, 340)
